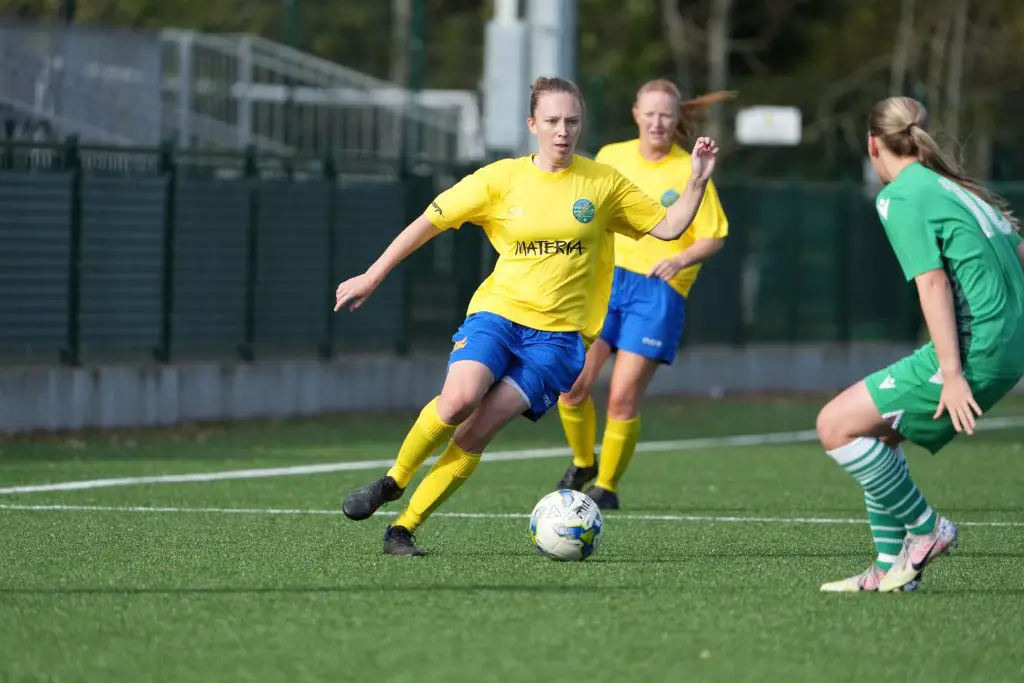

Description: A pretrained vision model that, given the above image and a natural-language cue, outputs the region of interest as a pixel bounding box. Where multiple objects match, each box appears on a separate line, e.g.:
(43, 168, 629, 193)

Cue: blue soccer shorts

(599, 267, 687, 365)
(448, 312, 586, 421)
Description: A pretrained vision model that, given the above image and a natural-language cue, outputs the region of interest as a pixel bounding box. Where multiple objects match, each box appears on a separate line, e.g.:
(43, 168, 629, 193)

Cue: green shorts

(865, 345, 1021, 454)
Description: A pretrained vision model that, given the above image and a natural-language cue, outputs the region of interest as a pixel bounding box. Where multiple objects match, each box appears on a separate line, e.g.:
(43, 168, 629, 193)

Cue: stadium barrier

(2, 138, 1022, 432)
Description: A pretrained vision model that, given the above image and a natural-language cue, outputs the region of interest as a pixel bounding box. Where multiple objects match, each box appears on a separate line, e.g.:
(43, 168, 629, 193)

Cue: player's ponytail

(636, 80, 737, 146)
(869, 96, 1018, 228)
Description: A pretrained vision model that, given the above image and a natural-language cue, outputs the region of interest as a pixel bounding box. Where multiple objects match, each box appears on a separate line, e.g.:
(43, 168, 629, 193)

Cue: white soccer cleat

(821, 563, 920, 593)
(879, 516, 958, 593)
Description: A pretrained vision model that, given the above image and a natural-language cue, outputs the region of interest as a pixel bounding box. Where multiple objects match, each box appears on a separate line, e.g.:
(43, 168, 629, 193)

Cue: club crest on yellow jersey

(660, 189, 680, 207)
(572, 198, 596, 224)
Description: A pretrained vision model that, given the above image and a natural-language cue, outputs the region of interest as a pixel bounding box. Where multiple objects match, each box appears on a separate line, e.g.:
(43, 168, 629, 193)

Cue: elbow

(652, 219, 687, 242)
(648, 219, 670, 241)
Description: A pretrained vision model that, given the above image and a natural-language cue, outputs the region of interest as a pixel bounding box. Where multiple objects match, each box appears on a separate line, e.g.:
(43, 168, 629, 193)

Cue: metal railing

(161, 30, 463, 164)
(0, 21, 163, 145)
(0, 20, 467, 166)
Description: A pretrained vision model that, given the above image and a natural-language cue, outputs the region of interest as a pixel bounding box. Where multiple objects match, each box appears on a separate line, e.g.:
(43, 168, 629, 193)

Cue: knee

(815, 402, 848, 452)
(437, 387, 480, 425)
(607, 388, 640, 421)
(559, 383, 591, 408)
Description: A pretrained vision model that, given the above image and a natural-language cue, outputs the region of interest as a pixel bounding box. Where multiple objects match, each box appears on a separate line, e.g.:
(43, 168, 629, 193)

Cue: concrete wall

(1, 343, 1018, 434)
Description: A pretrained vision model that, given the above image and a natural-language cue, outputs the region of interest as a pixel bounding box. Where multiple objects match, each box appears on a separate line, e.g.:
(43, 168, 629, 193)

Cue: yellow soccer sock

(393, 440, 481, 532)
(594, 415, 641, 492)
(558, 396, 597, 468)
(386, 397, 457, 489)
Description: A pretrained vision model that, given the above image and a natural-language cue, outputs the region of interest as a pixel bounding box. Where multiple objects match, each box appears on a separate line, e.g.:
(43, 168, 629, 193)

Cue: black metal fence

(4, 138, 1021, 366)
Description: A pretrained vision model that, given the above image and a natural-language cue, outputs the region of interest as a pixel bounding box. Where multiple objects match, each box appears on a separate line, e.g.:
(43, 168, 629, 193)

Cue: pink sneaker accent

(879, 516, 958, 592)
(820, 563, 921, 593)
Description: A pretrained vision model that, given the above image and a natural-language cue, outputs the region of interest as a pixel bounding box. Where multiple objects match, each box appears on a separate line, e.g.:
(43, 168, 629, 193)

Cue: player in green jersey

(817, 96, 1024, 593)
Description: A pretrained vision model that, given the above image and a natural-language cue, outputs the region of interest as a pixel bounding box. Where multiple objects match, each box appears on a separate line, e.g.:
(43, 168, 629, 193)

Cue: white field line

(0, 503, 1022, 528)
(2, 416, 1023, 497)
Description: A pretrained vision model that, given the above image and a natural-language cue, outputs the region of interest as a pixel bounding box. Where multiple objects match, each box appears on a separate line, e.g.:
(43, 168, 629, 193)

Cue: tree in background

(3, 0, 1024, 179)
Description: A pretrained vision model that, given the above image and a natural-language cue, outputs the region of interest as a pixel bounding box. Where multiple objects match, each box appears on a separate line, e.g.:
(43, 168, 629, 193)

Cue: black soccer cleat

(342, 475, 404, 521)
(586, 485, 620, 510)
(556, 462, 598, 492)
(383, 525, 426, 556)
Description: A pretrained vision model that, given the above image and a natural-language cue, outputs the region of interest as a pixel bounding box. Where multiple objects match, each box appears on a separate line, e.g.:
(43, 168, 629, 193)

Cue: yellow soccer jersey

(596, 139, 728, 298)
(424, 155, 667, 338)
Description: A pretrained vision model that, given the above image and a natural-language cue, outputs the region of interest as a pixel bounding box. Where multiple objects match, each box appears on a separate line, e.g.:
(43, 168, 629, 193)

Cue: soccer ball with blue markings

(529, 489, 604, 561)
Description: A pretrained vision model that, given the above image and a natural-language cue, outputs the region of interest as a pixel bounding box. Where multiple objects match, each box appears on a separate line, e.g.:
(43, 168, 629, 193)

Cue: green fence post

(59, 135, 82, 366)
(786, 175, 803, 343)
(238, 144, 259, 362)
(834, 181, 853, 343)
(154, 140, 177, 362)
(319, 151, 338, 359)
(395, 164, 414, 357)
(1, 121, 13, 168)
(730, 175, 749, 347)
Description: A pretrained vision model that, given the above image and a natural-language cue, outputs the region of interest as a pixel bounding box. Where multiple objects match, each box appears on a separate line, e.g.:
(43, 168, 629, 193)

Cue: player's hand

(933, 372, 982, 435)
(648, 257, 685, 282)
(690, 137, 719, 184)
(334, 273, 379, 312)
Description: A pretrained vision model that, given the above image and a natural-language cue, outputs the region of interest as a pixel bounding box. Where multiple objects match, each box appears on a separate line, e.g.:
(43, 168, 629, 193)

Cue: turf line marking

(0, 503, 1021, 528)
(3, 416, 1023, 496)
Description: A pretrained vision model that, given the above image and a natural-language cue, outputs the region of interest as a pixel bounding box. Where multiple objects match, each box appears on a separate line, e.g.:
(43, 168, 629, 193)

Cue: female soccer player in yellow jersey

(554, 81, 735, 509)
(334, 76, 721, 556)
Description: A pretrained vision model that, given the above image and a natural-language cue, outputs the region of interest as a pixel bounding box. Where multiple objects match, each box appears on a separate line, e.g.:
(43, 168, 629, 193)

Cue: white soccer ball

(529, 489, 604, 561)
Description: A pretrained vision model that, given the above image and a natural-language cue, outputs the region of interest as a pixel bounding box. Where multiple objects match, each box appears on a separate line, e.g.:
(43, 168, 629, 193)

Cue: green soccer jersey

(875, 162, 1024, 379)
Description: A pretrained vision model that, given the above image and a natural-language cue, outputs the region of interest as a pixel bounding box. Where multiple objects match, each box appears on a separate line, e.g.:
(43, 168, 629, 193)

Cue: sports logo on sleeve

(572, 198, 596, 224)
(876, 197, 890, 220)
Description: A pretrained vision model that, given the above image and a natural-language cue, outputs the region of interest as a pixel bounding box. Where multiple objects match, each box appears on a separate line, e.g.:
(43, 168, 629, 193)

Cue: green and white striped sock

(864, 492, 905, 571)
(828, 439, 937, 537)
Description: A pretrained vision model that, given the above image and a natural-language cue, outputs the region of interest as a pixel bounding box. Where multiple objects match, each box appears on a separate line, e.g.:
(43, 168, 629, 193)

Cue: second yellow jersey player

(556, 81, 733, 510)
(597, 138, 728, 302)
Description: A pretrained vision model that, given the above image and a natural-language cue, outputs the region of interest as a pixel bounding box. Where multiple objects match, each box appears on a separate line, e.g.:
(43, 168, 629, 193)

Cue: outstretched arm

(335, 215, 441, 311)
(648, 178, 709, 241)
(647, 137, 718, 241)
